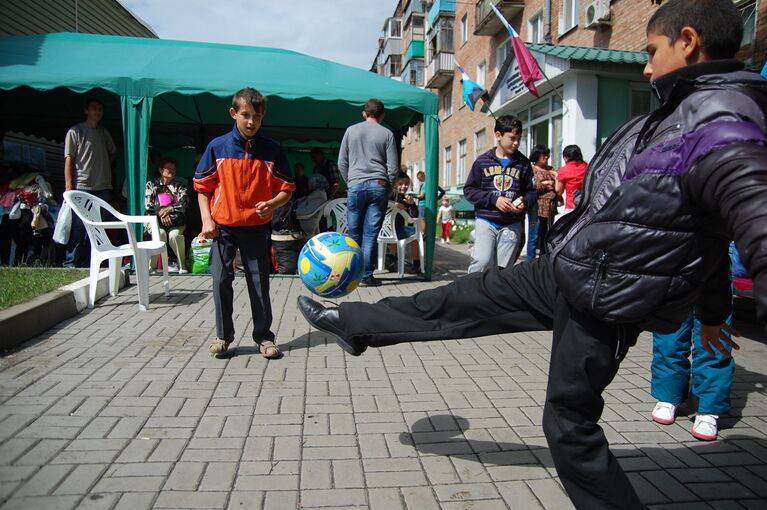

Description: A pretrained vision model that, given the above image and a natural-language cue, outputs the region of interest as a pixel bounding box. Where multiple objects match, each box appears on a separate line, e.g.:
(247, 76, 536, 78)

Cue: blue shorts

(417, 205, 426, 218)
(396, 226, 415, 239)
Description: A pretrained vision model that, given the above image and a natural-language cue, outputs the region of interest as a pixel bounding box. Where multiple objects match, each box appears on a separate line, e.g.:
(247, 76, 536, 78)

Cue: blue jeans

(651, 312, 734, 414)
(527, 202, 539, 261)
(347, 179, 389, 280)
(64, 189, 113, 268)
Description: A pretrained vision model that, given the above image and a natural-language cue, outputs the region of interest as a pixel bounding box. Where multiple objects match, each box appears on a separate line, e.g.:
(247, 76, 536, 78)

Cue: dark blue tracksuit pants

(210, 224, 274, 344)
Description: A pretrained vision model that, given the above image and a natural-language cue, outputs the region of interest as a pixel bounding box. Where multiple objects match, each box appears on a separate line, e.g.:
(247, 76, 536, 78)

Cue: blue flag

(456, 63, 489, 112)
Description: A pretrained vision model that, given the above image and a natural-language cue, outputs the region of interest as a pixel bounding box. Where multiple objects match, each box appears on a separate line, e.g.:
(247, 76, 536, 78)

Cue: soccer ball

(298, 232, 363, 298)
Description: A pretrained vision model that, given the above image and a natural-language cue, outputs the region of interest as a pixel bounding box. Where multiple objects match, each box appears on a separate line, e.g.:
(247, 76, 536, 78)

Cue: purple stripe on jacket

(624, 121, 767, 181)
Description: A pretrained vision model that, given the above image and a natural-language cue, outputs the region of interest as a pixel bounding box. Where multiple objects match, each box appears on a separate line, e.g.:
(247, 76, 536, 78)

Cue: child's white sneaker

(651, 402, 677, 425)
(691, 414, 718, 441)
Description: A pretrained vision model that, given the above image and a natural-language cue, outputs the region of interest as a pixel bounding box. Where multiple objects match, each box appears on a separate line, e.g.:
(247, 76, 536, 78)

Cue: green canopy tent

(0, 32, 441, 277)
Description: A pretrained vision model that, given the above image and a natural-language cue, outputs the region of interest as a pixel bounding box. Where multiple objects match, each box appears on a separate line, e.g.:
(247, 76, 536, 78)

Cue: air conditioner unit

(585, 0, 611, 29)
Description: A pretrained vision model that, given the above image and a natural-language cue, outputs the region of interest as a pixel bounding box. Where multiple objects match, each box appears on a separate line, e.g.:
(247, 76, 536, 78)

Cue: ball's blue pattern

(298, 232, 363, 298)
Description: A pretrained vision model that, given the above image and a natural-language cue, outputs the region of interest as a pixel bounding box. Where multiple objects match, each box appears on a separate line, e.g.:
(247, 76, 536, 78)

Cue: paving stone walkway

(0, 243, 765, 509)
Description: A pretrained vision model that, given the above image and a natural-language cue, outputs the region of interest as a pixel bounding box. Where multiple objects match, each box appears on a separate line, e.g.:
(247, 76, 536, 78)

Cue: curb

(0, 269, 129, 351)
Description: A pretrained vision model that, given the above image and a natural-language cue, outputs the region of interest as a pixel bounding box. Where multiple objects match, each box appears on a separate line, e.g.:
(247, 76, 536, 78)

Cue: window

(496, 39, 511, 73)
(443, 146, 452, 187)
(737, 1, 756, 45)
(457, 139, 467, 184)
(528, 12, 544, 43)
(516, 93, 565, 167)
(560, 0, 580, 34)
(461, 14, 468, 45)
(389, 18, 402, 38)
(474, 129, 486, 158)
(442, 90, 453, 118)
(629, 88, 652, 118)
(476, 61, 486, 88)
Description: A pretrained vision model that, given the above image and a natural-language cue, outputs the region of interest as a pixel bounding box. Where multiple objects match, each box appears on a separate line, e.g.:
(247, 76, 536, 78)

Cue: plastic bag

(189, 236, 213, 274)
(52, 202, 72, 244)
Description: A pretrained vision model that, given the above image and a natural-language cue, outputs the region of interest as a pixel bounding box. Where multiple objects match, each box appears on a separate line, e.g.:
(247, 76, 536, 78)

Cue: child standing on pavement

(464, 115, 535, 273)
(436, 197, 454, 244)
(194, 88, 295, 360)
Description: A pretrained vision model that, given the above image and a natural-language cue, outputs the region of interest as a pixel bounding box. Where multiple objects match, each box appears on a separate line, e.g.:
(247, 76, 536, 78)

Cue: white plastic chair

(63, 190, 170, 311)
(377, 201, 424, 278)
(322, 198, 349, 234)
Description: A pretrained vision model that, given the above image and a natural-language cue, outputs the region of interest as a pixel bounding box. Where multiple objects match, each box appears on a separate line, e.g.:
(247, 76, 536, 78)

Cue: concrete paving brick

(300, 488, 367, 507)
(147, 439, 188, 462)
(1, 495, 80, 510)
(686, 482, 755, 500)
(106, 462, 172, 477)
(433, 482, 499, 501)
(527, 479, 576, 510)
(332, 459, 364, 489)
(496, 480, 546, 509)
(15, 464, 72, 496)
(154, 490, 228, 508)
(401, 486, 440, 510)
(226, 490, 263, 509)
(641, 470, 699, 502)
(238, 461, 299, 476)
(75, 493, 121, 510)
(302, 446, 358, 460)
(368, 487, 405, 510)
(106, 417, 146, 439)
(92, 475, 165, 492)
(234, 474, 298, 491)
(273, 436, 301, 461)
(53, 464, 107, 495)
(13, 439, 68, 466)
(263, 490, 298, 510)
(301, 460, 332, 489)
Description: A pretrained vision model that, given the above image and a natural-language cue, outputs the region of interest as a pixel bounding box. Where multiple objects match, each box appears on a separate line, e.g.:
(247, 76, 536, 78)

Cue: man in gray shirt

(63, 98, 117, 267)
(338, 98, 398, 286)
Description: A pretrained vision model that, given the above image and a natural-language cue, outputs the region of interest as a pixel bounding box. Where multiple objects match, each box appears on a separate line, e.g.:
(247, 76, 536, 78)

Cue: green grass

(0, 268, 89, 311)
(450, 224, 474, 244)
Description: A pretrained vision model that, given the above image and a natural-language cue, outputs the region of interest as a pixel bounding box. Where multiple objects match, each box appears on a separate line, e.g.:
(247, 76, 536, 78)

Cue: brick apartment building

(373, 0, 766, 198)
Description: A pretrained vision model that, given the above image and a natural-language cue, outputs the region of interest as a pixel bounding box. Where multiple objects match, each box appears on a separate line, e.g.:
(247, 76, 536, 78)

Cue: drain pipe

(544, 0, 552, 43)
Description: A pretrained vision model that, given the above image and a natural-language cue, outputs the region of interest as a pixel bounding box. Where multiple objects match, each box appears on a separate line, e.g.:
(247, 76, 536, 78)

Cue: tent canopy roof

(0, 32, 437, 142)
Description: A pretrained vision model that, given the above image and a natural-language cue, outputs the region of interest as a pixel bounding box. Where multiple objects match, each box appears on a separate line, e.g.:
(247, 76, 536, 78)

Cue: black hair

(494, 115, 523, 135)
(646, 0, 743, 60)
(364, 98, 385, 119)
(159, 156, 178, 169)
(529, 144, 551, 165)
(232, 87, 267, 112)
(83, 97, 103, 109)
(396, 171, 410, 182)
(562, 145, 584, 162)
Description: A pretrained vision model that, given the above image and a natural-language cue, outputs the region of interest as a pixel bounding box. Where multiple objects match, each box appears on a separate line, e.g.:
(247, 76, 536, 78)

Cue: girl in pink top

(555, 145, 588, 213)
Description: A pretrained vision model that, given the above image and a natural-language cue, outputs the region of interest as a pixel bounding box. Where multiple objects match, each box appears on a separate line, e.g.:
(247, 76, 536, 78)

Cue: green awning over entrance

(527, 43, 648, 65)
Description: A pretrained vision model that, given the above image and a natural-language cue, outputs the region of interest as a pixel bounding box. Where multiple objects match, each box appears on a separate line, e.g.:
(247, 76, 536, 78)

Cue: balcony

(381, 37, 402, 63)
(427, 0, 455, 29)
(404, 0, 426, 22)
(405, 40, 424, 64)
(474, 0, 525, 36)
(425, 51, 454, 88)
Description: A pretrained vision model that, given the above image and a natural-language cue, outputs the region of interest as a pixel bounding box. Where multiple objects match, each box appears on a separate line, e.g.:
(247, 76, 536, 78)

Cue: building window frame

(528, 11, 544, 43)
(474, 128, 486, 159)
(460, 14, 468, 46)
(516, 93, 565, 168)
(476, 60, 486, 88)
(559, 0, 580, 35)
(457, 138, 467, 184)
(443, 145, 452, 187)
(442, 90, 453, 119)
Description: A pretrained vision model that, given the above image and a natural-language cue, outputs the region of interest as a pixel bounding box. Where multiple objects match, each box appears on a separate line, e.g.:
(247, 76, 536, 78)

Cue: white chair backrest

(64, 190, 126, 253)
(377, 202, 398, 241)
(323, 198, 349, 234)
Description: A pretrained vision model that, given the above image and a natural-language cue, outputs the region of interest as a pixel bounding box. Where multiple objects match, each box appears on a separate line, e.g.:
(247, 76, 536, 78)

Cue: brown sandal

(259, 340, 280, 359)
(209, 338, 232, 358)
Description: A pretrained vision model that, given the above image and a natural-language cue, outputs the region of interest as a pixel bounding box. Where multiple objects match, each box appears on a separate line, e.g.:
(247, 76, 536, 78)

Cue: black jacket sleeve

(685, 143, 767, 330)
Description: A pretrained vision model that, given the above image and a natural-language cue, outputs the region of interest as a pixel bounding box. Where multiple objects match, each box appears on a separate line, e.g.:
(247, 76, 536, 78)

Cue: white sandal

(209, 338, 232, 358)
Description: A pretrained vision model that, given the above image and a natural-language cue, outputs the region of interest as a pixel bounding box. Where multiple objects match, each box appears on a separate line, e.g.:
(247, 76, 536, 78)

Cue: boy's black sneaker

(359, 277, 382, 287)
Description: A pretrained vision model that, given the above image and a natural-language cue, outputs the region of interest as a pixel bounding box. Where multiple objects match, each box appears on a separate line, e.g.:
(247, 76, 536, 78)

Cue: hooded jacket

(194, 125, 295, 227)
(548, 61, 767, 333)
(464, 148, 535, 226)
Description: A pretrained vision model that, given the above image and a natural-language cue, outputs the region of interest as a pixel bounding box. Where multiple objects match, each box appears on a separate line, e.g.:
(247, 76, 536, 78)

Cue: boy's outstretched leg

(298, 255, 557, 352)
(543, 296, 646, 510)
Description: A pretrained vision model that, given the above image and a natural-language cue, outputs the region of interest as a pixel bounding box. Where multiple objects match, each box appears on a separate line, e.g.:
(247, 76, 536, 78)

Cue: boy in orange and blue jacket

(194, 88, 295, 360)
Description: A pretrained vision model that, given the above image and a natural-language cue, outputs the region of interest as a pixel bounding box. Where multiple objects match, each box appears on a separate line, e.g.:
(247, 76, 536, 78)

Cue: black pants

(210, 225, 274, 344)
(339, 256, 645, 510)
